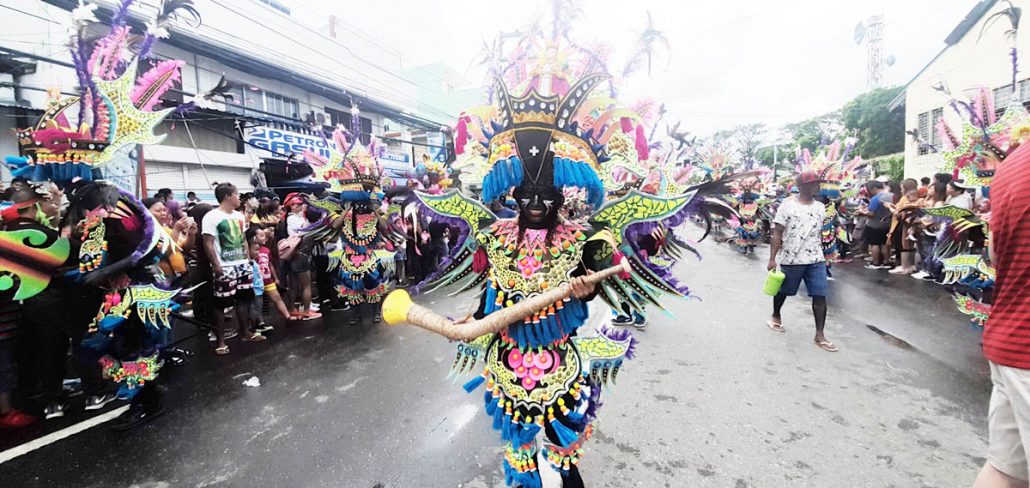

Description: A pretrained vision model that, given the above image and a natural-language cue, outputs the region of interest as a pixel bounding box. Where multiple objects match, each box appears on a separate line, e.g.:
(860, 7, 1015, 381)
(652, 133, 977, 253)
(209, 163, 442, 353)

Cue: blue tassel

(525, 322, 540, 347)
(485, 391, 496, 414)
(516, 422, 541, 446)
(463, 375, 486, 393)
(511, 157, 524, 187)
(501, 410, 513, 440)
(539, 318, 553, 345)
(550, 417, 580, 447)
(493, 403, 505, 431)
(568, 410, 584, 424)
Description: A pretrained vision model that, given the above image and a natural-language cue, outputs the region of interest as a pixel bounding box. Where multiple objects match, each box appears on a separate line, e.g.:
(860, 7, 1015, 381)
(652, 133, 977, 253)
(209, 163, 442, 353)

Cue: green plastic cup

(763, 269, 786, 296)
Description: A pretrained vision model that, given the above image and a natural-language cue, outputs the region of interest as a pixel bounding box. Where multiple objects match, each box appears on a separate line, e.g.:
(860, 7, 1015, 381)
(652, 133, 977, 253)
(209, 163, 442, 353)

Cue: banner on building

(244, 126, 337, 158)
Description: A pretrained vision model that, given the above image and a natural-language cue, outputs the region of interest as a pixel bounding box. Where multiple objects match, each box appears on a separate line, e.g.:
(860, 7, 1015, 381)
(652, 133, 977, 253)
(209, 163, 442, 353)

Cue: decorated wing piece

(953, 293, 991, 328)
(921, 205, 987, 258)
(409, 190, 497, 295)
(0, 228, 70, 300)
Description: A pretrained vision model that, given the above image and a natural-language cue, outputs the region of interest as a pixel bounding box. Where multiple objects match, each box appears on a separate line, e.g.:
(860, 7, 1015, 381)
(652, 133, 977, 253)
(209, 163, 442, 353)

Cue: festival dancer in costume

(302, 120, 395, 324)
(726, 175, 767, 255)
(918, 86, 1029, 327)
(381, 23, 730, 488)
(3, 0, 201, 430)
(906, 12, 1030, 327)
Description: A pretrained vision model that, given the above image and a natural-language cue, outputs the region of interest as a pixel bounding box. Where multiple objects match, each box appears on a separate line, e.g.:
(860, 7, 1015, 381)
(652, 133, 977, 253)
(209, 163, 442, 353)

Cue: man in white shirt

(945, 180, 974, 210)
(767, 171, 837, 352)
(202, 182, 265, 355)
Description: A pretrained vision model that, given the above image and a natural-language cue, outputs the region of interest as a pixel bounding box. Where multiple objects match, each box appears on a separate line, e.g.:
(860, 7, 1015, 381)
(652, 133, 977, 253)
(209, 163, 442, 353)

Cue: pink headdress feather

(132, 60, 184, 111)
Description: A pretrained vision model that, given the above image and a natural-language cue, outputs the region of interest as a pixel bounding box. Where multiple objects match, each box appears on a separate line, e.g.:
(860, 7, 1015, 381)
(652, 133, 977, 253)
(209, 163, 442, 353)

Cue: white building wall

(903, 0, 1030, 179)
(0, 0, 429, 196)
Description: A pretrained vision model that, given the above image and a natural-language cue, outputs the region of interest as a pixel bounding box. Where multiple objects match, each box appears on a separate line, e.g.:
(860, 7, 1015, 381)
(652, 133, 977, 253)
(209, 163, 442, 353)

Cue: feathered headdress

(932, 0, 1029, 187)
(305, 111, 384, 200)
(454, 19, 661, 209)
(7, 0, 197, 183)
(795, 139, 862, 199)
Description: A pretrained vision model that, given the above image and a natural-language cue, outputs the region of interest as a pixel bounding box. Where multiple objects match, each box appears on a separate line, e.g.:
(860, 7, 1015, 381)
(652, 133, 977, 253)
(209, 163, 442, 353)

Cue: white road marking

(0, 405, 130, 465)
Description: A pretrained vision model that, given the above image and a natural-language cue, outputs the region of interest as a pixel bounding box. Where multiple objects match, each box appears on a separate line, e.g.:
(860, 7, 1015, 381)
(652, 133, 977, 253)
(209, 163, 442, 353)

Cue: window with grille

(995, 85, 1013, 109)
(917, 112, 930, 156)
(265, 92, 298, 119)
(929, 107, 943, 153)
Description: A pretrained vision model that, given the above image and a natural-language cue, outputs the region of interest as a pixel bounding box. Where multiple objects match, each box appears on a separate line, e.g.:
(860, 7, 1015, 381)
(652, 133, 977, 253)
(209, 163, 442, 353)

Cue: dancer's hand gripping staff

(381, 260, 631, 341)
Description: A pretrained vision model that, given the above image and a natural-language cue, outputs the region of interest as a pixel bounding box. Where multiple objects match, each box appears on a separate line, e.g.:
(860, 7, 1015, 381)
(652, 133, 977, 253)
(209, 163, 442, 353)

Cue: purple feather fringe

(138, 34, 158, 60)
(122, 189, 158, 266)
(1013, 47, 1019, 91)
(583, 378, 604, 423)
(110, 0, 136, 28)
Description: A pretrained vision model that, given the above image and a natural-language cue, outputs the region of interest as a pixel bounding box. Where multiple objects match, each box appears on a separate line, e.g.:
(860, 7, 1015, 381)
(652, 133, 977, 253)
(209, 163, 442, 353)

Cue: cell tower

(855, 14, 893, 90)
(865, 15, 885, 89)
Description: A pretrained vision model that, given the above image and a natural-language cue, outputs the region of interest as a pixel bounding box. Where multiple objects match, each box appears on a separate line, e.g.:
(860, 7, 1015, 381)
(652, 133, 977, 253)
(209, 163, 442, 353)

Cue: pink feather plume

(131, 60, 184, 111)
(455, 115, 469, 155)
(635, 123, 649, 160)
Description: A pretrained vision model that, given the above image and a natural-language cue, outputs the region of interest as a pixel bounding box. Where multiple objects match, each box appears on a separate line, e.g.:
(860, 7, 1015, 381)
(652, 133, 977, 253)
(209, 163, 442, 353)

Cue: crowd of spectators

(839, 173, 987, 282)
(0, 176, 463, 430)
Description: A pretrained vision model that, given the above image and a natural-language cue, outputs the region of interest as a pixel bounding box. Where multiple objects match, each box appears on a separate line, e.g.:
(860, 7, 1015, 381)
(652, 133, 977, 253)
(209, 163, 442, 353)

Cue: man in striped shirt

(975, 143, 1030, 487)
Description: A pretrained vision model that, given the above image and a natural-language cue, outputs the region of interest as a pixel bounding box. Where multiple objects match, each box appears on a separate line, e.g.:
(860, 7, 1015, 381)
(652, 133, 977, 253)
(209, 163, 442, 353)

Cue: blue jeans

(779, 262, 829, 297)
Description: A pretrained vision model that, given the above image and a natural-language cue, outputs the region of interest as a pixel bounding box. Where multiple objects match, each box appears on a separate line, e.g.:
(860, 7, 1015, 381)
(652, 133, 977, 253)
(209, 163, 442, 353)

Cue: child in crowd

(249, 238, 271, 335)
(249, 227, 292, 324)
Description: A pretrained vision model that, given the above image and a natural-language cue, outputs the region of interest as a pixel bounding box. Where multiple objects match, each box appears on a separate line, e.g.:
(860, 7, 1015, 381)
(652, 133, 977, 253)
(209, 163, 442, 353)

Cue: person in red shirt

(975, 143, 1030, 487)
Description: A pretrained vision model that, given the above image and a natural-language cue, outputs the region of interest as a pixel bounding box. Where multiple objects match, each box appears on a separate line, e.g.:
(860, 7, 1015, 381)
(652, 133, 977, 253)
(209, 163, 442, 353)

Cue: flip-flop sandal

(242, 333, 267, 343)
(767, 321, 785, 332)
(815, 340, 839, 352)
(215, 345, 230, 355)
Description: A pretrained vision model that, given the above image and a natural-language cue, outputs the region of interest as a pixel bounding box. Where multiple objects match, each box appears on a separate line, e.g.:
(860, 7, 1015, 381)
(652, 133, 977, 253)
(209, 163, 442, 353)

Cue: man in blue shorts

(767, 171, 837, 352)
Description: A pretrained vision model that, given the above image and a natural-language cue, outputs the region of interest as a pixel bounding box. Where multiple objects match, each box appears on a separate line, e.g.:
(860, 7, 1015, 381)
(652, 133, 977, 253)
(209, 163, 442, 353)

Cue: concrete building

(890, 0, 1030, 180)
(0, 0, 462, 199)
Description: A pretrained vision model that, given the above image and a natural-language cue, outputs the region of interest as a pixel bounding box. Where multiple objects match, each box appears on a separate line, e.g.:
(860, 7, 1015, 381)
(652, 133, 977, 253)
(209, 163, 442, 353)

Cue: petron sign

(244, 126, 336, 158)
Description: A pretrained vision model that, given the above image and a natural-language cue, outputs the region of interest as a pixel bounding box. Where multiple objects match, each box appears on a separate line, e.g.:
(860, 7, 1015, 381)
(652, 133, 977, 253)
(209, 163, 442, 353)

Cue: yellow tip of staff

(382, 289, 413, 325)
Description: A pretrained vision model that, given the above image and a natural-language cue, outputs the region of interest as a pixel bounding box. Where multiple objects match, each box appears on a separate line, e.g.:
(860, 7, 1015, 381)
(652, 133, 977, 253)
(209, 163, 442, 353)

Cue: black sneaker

(331, 302, 351, 312)
(612, 315, 634, 326)
(110, 405, 165, 432)
(256, 323, 274, 333)
(84, 393, 118, 411)
(44, 402, 70, 420)
(632, 312, 648, 328)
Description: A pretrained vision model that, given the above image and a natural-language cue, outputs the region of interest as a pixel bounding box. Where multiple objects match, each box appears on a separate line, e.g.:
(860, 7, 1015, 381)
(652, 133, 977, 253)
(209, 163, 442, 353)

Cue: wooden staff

(382, 260, 631, 341)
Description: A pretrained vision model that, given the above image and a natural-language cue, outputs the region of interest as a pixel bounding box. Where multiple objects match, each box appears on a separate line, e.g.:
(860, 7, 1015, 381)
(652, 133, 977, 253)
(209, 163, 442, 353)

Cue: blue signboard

(245, 126, 337, 158)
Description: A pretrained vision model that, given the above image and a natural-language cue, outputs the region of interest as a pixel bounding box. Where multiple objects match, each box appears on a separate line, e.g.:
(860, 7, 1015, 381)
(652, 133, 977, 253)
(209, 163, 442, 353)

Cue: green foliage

(878, 154, 906, 181)
(841, 86, 905, 159)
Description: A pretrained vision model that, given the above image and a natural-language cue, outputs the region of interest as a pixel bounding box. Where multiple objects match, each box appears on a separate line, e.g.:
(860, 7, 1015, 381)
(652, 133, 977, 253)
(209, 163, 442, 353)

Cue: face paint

(514, 185, 563, 229)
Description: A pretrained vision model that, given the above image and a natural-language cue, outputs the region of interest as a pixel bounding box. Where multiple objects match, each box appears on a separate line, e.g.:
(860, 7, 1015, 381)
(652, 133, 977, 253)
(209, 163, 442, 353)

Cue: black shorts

(288, 254, 311, 273)
(865, 226, 888, 245)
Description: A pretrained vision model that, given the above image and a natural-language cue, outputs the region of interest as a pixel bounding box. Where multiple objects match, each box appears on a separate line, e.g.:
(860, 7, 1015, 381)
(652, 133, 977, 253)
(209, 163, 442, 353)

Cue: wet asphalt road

(0, 237, 991, 488)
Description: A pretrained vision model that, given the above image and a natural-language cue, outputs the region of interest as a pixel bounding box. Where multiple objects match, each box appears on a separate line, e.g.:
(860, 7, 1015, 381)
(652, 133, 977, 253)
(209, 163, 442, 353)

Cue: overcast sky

(345, 0, 977, 138)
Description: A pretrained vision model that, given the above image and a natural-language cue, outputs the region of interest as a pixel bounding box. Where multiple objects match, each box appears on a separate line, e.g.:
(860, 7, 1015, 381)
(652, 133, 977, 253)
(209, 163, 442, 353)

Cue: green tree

(841, 86, 905, 158)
